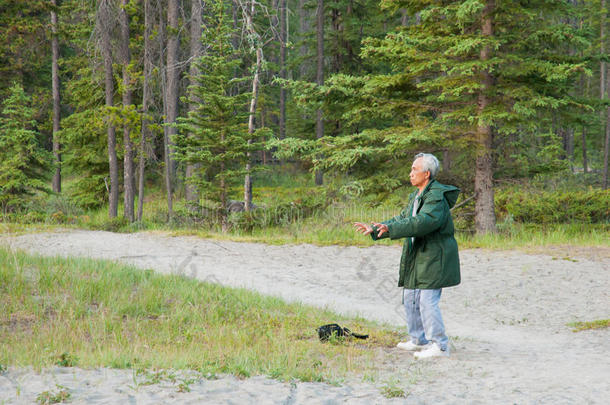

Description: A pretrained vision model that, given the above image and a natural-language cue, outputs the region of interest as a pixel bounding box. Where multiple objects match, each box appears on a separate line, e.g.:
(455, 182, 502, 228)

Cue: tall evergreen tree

(174, 0, 252, 231)
(0, 83, 50, 213)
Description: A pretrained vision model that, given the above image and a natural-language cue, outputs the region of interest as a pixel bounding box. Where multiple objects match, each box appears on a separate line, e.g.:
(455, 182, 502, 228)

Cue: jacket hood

(426, 180, 460, 209)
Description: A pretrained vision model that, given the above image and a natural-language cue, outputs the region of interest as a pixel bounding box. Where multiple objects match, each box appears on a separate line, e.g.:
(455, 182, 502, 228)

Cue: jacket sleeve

(385, 196, 448, 240)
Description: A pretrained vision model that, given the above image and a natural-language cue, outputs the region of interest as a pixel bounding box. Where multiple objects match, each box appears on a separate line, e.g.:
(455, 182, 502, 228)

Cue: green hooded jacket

(371, 180, 461, 289)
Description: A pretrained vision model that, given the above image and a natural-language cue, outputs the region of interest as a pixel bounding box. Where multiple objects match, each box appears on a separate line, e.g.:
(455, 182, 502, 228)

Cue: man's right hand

(353, 222, 374, 235)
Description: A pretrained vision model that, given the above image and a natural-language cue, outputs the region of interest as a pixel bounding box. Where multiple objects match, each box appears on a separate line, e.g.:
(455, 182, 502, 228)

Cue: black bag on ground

(317, 323, 369, 341)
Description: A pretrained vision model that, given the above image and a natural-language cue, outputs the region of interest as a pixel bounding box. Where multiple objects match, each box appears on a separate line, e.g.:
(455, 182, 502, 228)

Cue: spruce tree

(365, 0, 589, 232)
(0, 83, 50, 213)
(173, 0, 252, 231)
(274, 0, 590, 233)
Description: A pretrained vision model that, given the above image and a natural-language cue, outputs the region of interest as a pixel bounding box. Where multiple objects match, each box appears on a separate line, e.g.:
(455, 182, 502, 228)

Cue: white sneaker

(413, 343, 450, 359)
(396, 341, 428, 351)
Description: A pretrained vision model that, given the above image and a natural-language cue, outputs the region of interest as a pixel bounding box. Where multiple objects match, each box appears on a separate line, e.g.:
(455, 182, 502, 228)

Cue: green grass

(0, 247, 400, 383)
(568, 319, 610, 332)
(36, 385, 71, 404)
(380, 381, 408, 399)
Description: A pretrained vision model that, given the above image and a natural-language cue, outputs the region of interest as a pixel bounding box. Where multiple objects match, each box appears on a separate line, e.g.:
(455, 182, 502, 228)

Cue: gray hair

(414, 153, 440, 179)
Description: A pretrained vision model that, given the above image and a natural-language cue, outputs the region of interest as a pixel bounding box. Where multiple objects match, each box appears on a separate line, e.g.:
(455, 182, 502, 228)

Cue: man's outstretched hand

(353, 222, 389, 237)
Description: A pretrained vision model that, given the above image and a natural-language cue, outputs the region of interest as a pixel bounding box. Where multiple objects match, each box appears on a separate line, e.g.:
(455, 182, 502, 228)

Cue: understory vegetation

(2, 168, 608, 249)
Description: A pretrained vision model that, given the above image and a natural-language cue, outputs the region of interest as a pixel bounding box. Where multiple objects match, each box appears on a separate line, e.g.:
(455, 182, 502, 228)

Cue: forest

(0, 0, 608, 239)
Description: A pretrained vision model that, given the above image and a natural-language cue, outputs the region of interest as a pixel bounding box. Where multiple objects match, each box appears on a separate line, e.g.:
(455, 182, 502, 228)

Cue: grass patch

(380, 378, 408, 398)
(36, 385, 71, 404)
(568, 319, 610, 332)
(0, 247, 400, 383)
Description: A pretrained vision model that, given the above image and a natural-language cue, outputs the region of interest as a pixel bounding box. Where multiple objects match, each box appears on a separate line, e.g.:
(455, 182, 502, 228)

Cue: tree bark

(242, 0, 262, 211)
(51, 0, 61, 193)
(581, 127, 588, 173)
(298, 0, 310, 78)
(120, 0, 134, 222)
(98, 0, 119, 218)
(602, 0, 606, 102)
(581, 74, 590, 174)
(220, 135, 228, 232)
(185, 0, 203, 203)
(474, 0, 496, 234)
(602, 0, 609, 188)
(315, 0, 324, 185)
(279, 0, 287, 141)
(164, 0, 180, 219)
(137, 0, 154, 222)
(602, 107, 610, 190)
(400, 9, 408, 26)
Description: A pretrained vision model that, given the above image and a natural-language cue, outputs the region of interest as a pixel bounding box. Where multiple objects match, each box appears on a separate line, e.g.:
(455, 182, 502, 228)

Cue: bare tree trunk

(185, 0, 203, 203)
(582, 127, 588, 173)
(279, 0, 286, 141)
(443, 149, 451, 173)
(566, 128, 575, 170)
(298, 0, 310, 78)
(602, 0, 606, 103)
(400, 9, 408, 26)
(137, 0, 154, 222)
(164, 0, 180, 220)
(231, 0, 240, 49)
(602, 107, 610, 186)
(242, 0, 262, 211)
(605, 45, 610, 187)
(51, 0, 61, 193)
(314, 0, 324, 185)
(581, 74, 590, 174)
(602, 0, 609, 188)
(120, 0, 134, 222)
(98, 0, 119, 218)
(220, 134, 228, 232)
(261, 104, 267, 164)
(474, 0, 496, 234)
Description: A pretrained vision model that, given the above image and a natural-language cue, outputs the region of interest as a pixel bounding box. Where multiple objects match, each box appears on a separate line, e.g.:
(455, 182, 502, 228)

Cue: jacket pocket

(414, 242, 443, 288)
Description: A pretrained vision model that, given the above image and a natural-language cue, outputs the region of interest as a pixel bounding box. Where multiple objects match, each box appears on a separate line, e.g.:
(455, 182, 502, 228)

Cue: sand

(1, 229, 608, 404)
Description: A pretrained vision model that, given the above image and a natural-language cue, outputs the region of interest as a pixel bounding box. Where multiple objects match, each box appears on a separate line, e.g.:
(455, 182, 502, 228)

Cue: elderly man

(354, 153, 460, 359)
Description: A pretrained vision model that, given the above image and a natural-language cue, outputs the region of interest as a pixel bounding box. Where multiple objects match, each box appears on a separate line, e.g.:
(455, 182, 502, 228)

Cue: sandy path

(1, 230, 609, 404)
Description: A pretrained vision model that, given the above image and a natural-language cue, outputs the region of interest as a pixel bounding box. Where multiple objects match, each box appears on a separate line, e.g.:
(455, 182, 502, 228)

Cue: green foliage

(0, 82, 51, 213)
(173, 0, 259, 225)
(274, 0, 592, 196)
(56, 352, 78, 367)
(381, 378, 407, 398)
(0, 0, 50, 97)
(36, 385, 71, 404)
(568, 319, 610, 332)
(495, 188, 609, 224)
(60, 107, 109, 209)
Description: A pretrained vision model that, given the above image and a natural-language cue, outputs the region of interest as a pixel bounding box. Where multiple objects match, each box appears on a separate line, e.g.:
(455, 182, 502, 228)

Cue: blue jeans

(403, 288, 449, 351)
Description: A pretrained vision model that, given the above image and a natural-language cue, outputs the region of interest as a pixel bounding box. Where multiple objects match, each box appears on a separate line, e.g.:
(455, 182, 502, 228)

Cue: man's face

(410, 157, 430, 188)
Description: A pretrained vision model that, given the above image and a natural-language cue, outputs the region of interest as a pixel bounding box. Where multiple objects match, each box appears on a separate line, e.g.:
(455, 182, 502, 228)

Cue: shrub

(495, 188, 609, 224)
